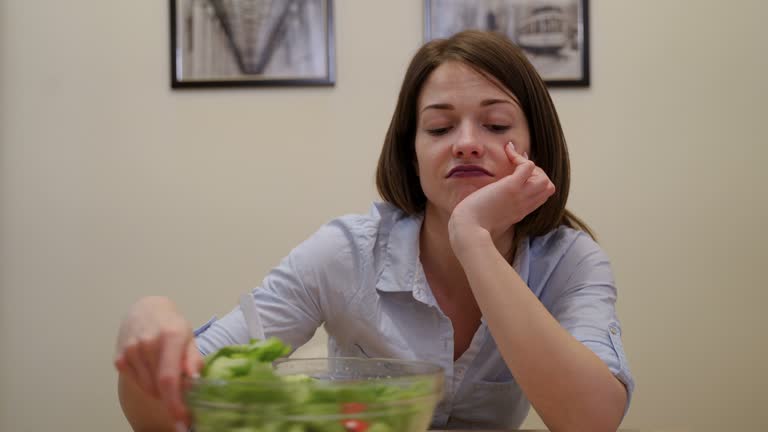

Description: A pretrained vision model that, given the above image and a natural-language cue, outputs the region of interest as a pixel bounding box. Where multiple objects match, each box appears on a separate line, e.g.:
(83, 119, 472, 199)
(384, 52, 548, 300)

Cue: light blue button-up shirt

(195, 202, 634, 430)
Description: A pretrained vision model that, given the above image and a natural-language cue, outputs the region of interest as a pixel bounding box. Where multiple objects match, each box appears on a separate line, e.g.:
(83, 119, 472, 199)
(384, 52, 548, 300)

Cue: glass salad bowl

(186, 355, 445, 432)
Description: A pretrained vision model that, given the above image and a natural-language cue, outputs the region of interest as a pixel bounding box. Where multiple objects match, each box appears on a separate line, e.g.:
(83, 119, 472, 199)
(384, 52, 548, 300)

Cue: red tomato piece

(342, 402, 367, 414)
(342, 419, 369, 432)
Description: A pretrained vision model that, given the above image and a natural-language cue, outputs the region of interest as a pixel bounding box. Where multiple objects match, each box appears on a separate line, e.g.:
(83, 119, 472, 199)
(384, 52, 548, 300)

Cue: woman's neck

(420, 206, 458, 267)
(419, 205, 473, 297)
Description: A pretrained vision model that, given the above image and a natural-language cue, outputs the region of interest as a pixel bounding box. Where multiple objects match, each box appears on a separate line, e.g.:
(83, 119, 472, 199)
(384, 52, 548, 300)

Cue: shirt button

(609, 327, 618, 335)
(455, 368, 464, 378)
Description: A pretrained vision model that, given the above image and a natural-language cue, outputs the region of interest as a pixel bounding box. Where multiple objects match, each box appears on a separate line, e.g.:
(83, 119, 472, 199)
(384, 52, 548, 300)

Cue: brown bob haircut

(376, 30, 594, 245)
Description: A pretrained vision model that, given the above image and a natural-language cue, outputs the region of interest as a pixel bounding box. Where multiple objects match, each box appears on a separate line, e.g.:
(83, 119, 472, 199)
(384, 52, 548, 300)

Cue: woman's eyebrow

(480, 98, 515, 107)
(420, 103, 453, 114)
(420, 98, 516, 114)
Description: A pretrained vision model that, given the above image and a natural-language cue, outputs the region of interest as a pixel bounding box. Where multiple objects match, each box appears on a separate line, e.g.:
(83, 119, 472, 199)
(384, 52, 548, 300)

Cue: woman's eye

(486, 124, 511, 133)
(426, 127, 452, 136)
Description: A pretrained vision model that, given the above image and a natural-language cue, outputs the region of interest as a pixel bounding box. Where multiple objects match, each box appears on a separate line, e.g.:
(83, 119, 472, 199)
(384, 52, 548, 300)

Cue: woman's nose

(452, 123, 485, 158)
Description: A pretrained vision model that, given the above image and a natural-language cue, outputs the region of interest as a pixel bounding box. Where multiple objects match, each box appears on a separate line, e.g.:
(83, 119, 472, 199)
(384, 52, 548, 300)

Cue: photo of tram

(425, 0, 589, 86)
(516, 6, 575, 56)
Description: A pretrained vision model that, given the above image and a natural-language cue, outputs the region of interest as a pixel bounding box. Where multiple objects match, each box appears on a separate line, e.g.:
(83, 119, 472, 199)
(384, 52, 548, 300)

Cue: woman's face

(415, 61, 531, 218)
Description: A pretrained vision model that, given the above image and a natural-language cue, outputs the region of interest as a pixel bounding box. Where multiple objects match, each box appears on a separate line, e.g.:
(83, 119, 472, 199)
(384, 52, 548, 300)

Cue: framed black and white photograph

(425, 0, 589, 87)
(170, 0, 335, 88)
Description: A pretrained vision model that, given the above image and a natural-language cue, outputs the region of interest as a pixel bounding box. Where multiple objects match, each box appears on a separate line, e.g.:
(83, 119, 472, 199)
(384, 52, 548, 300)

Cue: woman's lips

(446, 165, 493, 178)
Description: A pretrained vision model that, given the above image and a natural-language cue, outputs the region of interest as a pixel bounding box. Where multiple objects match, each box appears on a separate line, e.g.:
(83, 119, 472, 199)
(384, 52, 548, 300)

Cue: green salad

(187, 338, 440, 432)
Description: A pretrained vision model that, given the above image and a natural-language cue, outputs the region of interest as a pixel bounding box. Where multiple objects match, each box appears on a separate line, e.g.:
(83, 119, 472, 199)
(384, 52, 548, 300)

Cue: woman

(115, 30, 633, 431)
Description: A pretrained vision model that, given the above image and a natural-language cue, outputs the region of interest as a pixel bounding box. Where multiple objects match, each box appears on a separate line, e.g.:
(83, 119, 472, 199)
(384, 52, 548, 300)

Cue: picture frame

(424, 0, 590, 87)
(170, 0, 335, 88)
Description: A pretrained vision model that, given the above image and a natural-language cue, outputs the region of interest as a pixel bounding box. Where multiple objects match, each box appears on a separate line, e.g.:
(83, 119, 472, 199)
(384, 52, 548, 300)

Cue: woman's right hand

(114, 296, 204, 424)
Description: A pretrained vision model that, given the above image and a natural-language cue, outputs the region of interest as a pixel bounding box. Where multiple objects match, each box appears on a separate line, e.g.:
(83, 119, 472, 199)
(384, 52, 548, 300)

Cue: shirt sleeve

(539, 232, 635, 412)
(195, 217, 369, 356)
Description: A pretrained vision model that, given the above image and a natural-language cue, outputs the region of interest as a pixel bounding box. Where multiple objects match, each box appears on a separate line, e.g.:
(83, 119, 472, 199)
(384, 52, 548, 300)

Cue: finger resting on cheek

(523, 161, 536, 176)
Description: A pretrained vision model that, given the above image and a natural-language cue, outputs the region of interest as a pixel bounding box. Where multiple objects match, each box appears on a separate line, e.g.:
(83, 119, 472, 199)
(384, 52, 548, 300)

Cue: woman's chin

(425, 188, 483, 217)
(448, 191, 476, 212)
(455, 187, 481, 202)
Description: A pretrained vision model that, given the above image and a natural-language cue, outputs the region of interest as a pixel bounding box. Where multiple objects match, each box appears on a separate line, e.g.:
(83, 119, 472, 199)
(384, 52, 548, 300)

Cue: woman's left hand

(449, 142, 555, 249)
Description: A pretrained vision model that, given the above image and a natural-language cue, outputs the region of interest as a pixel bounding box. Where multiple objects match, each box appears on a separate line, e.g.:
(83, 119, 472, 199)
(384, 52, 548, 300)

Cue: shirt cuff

(193, 316, 217, 337)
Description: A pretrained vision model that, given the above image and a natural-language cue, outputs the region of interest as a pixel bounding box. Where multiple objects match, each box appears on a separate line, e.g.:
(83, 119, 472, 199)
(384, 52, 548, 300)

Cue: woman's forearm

(453, 229, 626, 432)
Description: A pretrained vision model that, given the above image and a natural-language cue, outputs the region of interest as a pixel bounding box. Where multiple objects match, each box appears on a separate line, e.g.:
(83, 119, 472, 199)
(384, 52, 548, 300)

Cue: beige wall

(1, 1, 766, 431)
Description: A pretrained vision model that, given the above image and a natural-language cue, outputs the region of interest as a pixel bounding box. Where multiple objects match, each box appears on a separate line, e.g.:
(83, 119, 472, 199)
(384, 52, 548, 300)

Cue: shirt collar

(376, 212, 424, 293)
(376, 212, 532, 297)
